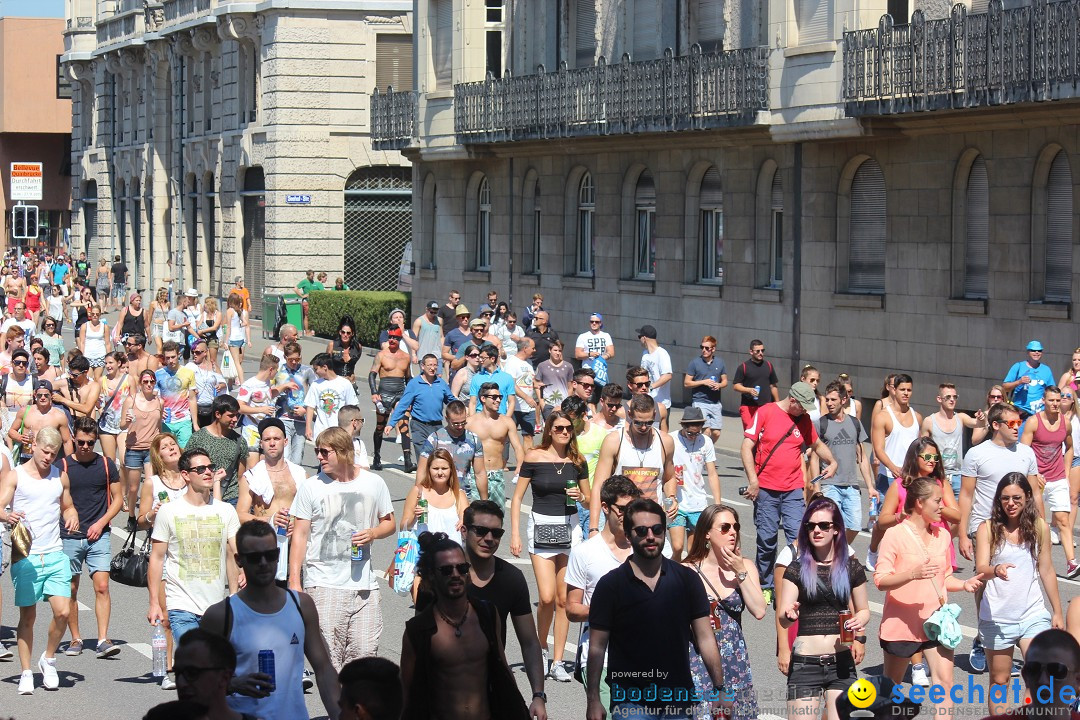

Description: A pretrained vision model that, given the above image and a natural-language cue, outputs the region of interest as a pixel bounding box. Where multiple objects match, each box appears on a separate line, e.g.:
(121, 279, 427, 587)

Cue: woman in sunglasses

(875, 477, 982, 713)
(39, 314, 65, 374)
(450, 347, 482, 401)
(975, 473, 1063, 714)
(120, 369, 165, 517)
(399, 448, 468, 599)
(326, 315, 362, 383)
(682, 504, 765, 720)
(509, 409, 589, 683)
(972, 385, 1007, 445)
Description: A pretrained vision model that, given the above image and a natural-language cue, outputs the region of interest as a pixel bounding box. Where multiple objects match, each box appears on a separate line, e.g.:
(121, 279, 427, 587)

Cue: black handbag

(533, 523, 572, 550)
(110, 529, 152, 587)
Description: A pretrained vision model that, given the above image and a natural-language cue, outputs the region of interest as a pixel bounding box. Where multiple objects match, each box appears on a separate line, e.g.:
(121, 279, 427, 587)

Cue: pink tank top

(1032, 412, 1068, 481)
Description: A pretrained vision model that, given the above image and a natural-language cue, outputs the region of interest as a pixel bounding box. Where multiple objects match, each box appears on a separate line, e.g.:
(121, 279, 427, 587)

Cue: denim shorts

(787, 649, 857, 699)
(125, 447, 151, 469)
(62, 533, 112, 575)
(822, 485, 862, 531)
(671, 508, 703, 530)
(979, 610, 1053, 651)
(168, 609, 202, 645)
(228, 339, 246, 348)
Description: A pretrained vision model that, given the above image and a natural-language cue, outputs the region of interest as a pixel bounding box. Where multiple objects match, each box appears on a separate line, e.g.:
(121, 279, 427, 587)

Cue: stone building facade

(372, 0, 1080, 415)
(62, 0, 413, 315)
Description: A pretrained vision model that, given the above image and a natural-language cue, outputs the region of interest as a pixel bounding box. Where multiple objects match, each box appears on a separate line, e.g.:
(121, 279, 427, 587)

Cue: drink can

(257, 649, 276, 689)
(417, 498, 428, 525)
(157, 490, 170, 504)
(838, 610, 854, 645)
(565, 478, 577, 507)
(351, 541, 366, 561)
(753, 385, 761, 398)
(276, 508, 290, 537)
(674, 464, 685, 487)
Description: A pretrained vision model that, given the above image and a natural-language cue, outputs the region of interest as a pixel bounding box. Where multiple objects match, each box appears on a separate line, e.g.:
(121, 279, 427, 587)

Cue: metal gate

(343, 167, 412, 291)
(242, 167, 266, 317)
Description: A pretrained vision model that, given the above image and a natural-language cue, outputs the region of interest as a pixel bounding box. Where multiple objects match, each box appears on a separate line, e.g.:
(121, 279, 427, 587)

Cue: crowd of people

(4, 268, 1080, 719)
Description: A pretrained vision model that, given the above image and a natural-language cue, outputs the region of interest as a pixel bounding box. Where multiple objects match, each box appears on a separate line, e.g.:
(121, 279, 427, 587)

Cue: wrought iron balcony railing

(844, 0, 1080, 114)
(370, 87, 418, 150)
(455, 45, 769, 143)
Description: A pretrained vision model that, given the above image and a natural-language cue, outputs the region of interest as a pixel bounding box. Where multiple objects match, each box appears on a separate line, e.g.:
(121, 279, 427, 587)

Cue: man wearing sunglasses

(124, 332, 160, 378)
(525, 310, 558, 369)
(387, 354, 457, 467)
(53, 354, 101, 420)
(684, 335, 727, 443)
(460, 500, 548, 717)
(417, 401, 487, 501)
(624, 366, 668, 431)
(200, 520, 340, 720)
(732, 339, 778, 431)
(466, 382, 524, 509)
(1007, 629, 1080, 718)
(567, 476, 641, 711)
(148, 448, 240, 645)
(467, 343, 516, 417)
(586, 498, 725, 720)
(575, 313, 614, 374)
(9, 379, 74, 462)
(441, 304, 473, 374)
(1, 349, 34, 435)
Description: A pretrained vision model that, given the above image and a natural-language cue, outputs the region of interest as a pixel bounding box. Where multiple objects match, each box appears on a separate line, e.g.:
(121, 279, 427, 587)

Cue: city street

(0, 310, 1076, 719)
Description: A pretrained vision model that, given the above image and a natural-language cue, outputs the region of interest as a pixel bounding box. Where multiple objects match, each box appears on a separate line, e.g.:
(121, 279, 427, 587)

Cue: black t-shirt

(75, 260, 89, 280)
(526, 327, 559, 368)
(111, 262, 128, 284)
(589, 558, 710, 710)
(521, 460, 588, 516)
(783, 555, 867, 636)
(436, 304, 458, 329)
(467, 557, 532, 645)
(733, 358, 778, 407)
(57, 453, 120, 540)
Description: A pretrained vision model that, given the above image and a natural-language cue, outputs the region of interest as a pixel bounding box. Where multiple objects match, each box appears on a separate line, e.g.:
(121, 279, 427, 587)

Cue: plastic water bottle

(152, 620, 168, 677)
(753, 384, 761, 399)
(376, 400, 386, 414)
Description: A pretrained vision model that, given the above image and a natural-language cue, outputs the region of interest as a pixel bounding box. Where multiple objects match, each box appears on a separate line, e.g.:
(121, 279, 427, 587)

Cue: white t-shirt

(673, 431, 717, 512)
(1, 318, 35, 344)
(303, 375, 358, 436)
(237, 376, 274, 427)
(291, 470, 394, 591)
(960, 440, 1039, 534)
(151, 494, 240, 616)
(641, 346, 674, 408)
(575, 330, 613, 370)
(352, 437, 371, 469)
(501, 355, 535, 406)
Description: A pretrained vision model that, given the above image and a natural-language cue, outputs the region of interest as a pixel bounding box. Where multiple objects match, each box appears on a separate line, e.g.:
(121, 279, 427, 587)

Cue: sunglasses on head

(1023, 661, 1070, 680)
(241, 548, 281, 564)
(632, 524, 665, 538)
(805, 521, 835, 532)
(436, 562, 471, 577)
(469, 525, 505, 539)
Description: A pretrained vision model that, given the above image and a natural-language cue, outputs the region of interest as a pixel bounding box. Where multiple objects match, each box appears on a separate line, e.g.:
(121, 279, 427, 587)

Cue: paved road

(1, 309, 1077, 719)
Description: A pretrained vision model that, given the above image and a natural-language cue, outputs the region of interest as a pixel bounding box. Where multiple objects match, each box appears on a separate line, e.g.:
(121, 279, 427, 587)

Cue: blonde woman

(199, 297, 224, 369)
(119, 369, 163, 519)
(224, 292, 248, 384)
(94, 257, 110, 303)
(77, 304, 111, 380)
(149, 288, 170, 354)
(96, 351, 130, 465)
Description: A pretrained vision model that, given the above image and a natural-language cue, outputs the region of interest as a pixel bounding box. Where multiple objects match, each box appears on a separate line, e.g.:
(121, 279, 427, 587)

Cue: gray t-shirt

(535, 360, 574, 405)
(817, 414, 867, 487)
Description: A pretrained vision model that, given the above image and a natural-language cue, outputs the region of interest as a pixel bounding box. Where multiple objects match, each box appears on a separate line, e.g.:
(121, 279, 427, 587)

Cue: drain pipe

(790, 141, 802, 385)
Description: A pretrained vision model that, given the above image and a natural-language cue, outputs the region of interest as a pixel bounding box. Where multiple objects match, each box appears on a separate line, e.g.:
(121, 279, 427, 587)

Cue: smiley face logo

(847, 678, 876, 708)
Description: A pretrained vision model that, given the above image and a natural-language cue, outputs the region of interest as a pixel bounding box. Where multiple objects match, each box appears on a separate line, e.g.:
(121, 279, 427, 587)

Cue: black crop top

(520, 460, 588, 517)
(783, 555, 866, 636)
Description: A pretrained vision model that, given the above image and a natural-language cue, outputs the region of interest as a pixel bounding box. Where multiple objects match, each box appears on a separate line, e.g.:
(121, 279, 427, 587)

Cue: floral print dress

(688, 580, 758, 720)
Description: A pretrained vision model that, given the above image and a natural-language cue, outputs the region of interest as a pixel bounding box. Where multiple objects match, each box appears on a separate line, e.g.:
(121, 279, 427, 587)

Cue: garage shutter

(433, 0, 453, 89)
(576, 0, 597, 67)
(797, 0, 832, 44)
(849, 159, 886, 294)
(1045, 151, 1073, 303)
(697, 0, 724, 52)
(963, 156, 989, 299)
(376, 35, 414, 92)
(633, 0, 659, 61)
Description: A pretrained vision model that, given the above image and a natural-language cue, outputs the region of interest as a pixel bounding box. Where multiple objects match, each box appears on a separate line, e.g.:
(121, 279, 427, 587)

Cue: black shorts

(377, 378, 406, 414)
(514, 409, 537, 436)
(787, 649, 857, 699)
(880, 638, 939, 658)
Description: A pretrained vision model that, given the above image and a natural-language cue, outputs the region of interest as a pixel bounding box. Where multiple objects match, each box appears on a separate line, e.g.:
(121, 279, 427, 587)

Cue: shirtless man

(3, 270, 25, 315)
(466, 381, 525, 509)
(401, 535, 531, 720)
(593, 383, 625, 431)
(53, 354, 102, 420)
(1, 349, 34, 436)
(122, 333, 159, 383)
(236, 418, 308, 585)
(368, 326, 412, 471)
(8, 379, 74, 461)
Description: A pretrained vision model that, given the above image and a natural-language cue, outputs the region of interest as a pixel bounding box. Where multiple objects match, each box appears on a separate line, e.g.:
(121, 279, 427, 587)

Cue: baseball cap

(455, 304, 470, 317)
(35, 379, 53, 394)
(426, 301, 439, 311)
(789, 382, 818, 411)
(258, 417, 287, 438)
(636, 325, 658, 339)
(1027, 340, 1044, 351)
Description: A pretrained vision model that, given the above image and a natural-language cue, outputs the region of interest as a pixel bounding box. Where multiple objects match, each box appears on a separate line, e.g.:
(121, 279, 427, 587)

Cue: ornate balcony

(163, 0, 213, 24)
(370, 86, 418, 150)
(97, 9, 144, 46)
(844, 0, 1080, 115)
(454, 45, 770, 143)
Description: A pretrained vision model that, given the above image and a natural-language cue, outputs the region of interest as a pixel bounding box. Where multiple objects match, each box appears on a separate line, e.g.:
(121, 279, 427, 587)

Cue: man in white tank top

(200, 521, 339, 719)
(871, 373, 922, 496)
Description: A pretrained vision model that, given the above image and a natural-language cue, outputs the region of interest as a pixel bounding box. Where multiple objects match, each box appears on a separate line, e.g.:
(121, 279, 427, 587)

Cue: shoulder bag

(110, 528, 152, 587)
(755, 420, 798, 477)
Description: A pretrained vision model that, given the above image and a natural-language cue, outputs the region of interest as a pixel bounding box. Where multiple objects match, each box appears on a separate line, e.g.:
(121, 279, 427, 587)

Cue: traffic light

(25, 205, 37, 239)
(11, 205, 38, 240)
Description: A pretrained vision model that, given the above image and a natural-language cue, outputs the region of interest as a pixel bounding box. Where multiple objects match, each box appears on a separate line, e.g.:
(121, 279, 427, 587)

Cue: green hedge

(308, 290, 411, 347)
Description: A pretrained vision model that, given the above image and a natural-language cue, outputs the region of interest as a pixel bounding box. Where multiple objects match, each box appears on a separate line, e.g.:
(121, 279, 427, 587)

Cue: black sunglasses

(482, 394, 503, 401)
(632, 524, 665, 538)
(436, 562, 471, 577)
(805, 521, 835, 532)
(240, 548, 281, 565)
(1023, 661, 1070, 680)
(186, 463, 217, 475)
(75, 439, 96, 448)
(468, 525, 505, 539)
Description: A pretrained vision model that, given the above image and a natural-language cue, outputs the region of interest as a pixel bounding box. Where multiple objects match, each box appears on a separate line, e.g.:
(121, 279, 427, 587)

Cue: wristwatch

(736, 570, 748, 582)
(533, 691, 547, 702)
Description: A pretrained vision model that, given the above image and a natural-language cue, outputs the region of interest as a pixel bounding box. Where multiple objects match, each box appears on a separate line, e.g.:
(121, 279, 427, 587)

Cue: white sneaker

(865, 549, 878, 572)
(17, 669, 33, 694)
(549, 661, 573, 683)
(0, 643, 13, 661)
(1052, 526, 1062, 545)
(911, 662, 931, 687)
(160, 674, 176, 690)
(38, 653, 59, 690)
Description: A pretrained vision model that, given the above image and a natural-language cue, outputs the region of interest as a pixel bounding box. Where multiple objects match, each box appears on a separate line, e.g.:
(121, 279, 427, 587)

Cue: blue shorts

(111, 283, 127, 299)
(948, 472, 961, 497)
(11, 551, 72, 606)
(163, 420, 193, 448)
(671, 508, 703, 531)
(1072, 456, 1080, 468)
(822, 485, 862, 532)
(62, 533, 112, 575)
(978, 610, 1053, 651)
(168, 609, 202, 645)
(125, 447, 151, 469)
(228, 339, 246, 348)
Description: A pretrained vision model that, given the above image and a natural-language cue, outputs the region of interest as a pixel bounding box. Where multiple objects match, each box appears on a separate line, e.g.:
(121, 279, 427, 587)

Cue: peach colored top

(875, 521, 952, 642)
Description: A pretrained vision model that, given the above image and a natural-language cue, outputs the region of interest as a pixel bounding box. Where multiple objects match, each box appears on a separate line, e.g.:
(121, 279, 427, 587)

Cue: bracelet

(588, 528, 599, 535)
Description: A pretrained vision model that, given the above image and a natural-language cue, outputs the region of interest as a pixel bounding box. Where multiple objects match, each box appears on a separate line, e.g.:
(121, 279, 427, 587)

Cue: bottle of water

(376, 400, 386, 414)
(152, 620, 168, 677)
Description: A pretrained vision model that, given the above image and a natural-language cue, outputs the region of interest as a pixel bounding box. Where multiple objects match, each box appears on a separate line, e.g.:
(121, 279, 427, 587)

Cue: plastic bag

(220, 349, 238, 380)
(389, 530, 419, 594)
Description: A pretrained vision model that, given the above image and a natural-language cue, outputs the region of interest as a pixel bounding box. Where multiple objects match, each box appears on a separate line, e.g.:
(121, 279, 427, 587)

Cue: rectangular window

(700, 208, 723, 282)
(531, 207, 541, 273)
(635, 208, 656, 278)
(770, 209, 783, 288)
(56, 55, 72, 100)
(376, 34, 414, 92)
(433, 0, 453, 89)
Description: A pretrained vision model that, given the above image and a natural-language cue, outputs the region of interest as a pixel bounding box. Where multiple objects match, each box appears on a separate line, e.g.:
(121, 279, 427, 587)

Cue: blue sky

(0, 0, 63, 17)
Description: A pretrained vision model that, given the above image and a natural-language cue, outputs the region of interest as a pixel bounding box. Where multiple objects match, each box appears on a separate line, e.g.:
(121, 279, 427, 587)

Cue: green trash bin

(262, 293, 281, 339)
(282, 293, 303, 330)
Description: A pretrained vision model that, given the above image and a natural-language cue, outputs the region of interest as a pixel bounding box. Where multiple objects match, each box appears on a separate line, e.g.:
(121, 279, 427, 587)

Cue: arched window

(769, 172, 783, 288)
(634, 170, 656, 278)
(963, 156, 989, 299)
(577, 173, 595, 275)
(700, 167, 723, 282)
(1045, 151, 1073, 303)
(476, 177, 491, 270)
(848, 159, 886, 294)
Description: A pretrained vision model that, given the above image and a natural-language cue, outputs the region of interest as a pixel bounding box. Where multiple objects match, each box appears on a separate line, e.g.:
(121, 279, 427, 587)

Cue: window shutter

(635, 171, 656, 207)
(963, 156, 989, 299)
(576, 0, 597, 68)
(1045, 152, 1073, 303)
(376, 35, 414, 92)
(849, 159, 887, 294)
(434, 0, 453, 88)
(701, 167, 722, 208)
(633, 0, 659, 61)
(771, 172, 783, 210)
(697, 0, 724, 52)
(797, 0, 832, 45)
